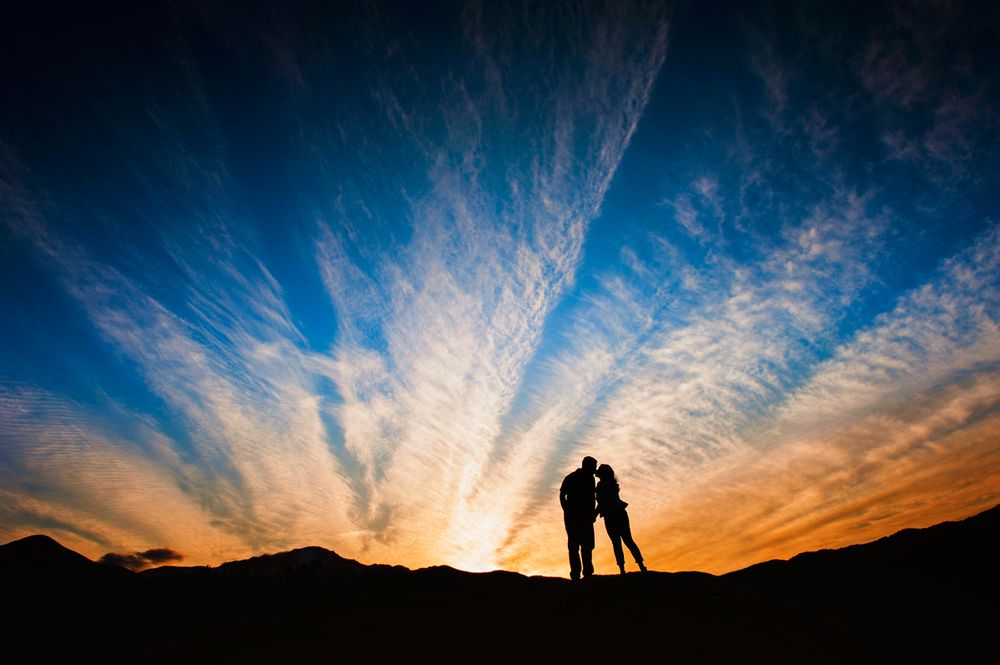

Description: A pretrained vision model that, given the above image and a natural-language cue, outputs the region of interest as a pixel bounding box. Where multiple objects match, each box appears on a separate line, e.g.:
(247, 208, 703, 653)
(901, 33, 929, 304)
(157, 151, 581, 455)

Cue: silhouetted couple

(559, 456, 646, 579)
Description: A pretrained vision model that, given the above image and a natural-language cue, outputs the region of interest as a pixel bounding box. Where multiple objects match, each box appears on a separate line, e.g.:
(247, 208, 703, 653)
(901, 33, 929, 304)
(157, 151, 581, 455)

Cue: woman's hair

(595, 463, 616, 482)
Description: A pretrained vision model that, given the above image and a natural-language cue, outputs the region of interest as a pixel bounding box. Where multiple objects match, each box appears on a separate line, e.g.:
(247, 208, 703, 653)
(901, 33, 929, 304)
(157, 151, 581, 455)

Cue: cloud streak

(312, 0, 671, 568)
(99, 547, 184, 571)
(1, 2, 673, 571)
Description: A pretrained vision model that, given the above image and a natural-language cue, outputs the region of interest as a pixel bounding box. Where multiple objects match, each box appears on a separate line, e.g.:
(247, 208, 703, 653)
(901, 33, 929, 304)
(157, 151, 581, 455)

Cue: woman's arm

(595, 483, 608, 519)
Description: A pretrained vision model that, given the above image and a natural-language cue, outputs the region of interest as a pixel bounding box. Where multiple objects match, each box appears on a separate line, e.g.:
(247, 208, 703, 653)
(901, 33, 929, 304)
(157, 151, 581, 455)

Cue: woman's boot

(618, 563, 626, 575)
(637, 560, 647, 573)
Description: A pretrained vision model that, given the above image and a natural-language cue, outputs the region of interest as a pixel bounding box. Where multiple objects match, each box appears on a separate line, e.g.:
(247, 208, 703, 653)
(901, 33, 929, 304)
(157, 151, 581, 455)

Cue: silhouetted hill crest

(3, 504, 997, 663)
(214, 545, 366, 577)
(4, 503, 998, 582)
(0, 533, 132, 582)
(726, 503, 1000, 585)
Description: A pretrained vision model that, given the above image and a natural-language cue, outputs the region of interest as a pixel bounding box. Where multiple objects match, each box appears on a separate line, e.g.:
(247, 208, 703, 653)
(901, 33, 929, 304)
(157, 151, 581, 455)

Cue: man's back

(560, 468, 595, 518)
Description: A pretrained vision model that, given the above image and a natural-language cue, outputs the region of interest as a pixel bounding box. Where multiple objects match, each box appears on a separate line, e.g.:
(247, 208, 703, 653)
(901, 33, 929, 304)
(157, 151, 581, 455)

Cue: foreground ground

(3, 504, 997, 663)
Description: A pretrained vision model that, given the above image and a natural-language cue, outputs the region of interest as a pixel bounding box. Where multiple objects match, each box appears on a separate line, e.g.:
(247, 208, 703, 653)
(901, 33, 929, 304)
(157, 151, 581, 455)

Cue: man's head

(581, 456, 597, 474)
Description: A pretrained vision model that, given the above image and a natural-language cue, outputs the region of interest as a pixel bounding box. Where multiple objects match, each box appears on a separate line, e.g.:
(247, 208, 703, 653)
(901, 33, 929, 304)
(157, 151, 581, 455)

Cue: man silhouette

(559, 456, 598, 580)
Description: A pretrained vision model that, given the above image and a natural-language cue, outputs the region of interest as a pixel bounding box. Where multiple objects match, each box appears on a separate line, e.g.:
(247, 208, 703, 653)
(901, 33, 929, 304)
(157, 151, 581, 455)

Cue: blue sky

(2, 0, 999, 574)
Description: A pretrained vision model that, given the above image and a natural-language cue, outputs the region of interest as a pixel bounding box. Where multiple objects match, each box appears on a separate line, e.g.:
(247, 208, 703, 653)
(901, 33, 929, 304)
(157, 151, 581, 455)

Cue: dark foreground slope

(3, 505, 997, 664)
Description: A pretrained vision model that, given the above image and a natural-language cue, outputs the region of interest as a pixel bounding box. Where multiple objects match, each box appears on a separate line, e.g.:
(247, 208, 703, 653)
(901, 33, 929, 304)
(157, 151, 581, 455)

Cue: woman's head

(595, 464, 615, 481)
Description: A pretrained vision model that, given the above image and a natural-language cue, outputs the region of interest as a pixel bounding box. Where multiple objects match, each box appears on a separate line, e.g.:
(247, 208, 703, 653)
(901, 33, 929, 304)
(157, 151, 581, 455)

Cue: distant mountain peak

(0, 533, 93, 564)
(0, 533, 133, 583)
(5, 533, 64, 549)
(216, 544, 365, 577)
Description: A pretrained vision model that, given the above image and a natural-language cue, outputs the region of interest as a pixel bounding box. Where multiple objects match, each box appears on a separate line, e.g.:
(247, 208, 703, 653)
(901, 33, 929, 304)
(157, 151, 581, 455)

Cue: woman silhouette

(595, 464, 646, 575)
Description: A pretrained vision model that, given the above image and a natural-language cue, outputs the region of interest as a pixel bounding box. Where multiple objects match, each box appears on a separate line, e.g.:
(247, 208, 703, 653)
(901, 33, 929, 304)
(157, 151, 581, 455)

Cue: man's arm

(559, 475, 569, 511)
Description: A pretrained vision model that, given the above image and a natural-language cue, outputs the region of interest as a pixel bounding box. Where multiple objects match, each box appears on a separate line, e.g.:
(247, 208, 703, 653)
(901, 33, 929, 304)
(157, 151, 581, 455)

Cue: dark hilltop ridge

(3, 505, 997, 664)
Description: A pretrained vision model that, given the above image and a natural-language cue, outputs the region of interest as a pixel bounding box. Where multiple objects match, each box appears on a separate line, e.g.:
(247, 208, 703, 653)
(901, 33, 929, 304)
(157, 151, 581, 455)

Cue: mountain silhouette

(3, 504, 996, 664)
(212, 545, 369, 578)
(0, 534, 132, 584)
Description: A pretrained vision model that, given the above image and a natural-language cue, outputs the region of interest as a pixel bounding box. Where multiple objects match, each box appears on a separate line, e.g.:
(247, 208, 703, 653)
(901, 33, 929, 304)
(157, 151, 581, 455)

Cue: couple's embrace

(559, 456, 646, 579)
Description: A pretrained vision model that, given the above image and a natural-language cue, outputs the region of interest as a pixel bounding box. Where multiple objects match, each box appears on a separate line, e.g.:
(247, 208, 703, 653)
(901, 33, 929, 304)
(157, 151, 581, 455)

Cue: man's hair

(582, 456, 597, 471)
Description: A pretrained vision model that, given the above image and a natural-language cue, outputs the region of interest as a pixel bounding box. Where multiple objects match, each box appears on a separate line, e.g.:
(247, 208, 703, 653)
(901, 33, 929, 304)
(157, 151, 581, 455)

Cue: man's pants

(565, 518, 595, 580)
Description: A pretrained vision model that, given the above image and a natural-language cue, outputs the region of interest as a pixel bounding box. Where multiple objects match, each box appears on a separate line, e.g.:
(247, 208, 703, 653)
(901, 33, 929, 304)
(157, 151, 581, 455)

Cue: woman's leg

(604, 517, 625, 567)
(620, 511, 644, 565)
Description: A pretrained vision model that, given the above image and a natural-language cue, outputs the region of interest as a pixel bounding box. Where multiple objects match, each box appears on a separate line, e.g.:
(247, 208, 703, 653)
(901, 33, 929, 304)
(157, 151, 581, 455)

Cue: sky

(1, 0, 999, 576)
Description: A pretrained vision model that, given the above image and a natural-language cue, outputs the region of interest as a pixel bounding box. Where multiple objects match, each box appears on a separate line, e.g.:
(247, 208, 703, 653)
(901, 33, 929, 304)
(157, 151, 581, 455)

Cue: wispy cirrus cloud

(312, 0, 671, 568)
(488, 182, 890, 571)
(635, 224, 1000, 573)
(1, 88, 358, 558)
(490, 206, 998, 574)
(0, 385, 245, 563)
(1, 1, 672, 571)
(477, 2, 1000, 573)
(859, 2, 998, 184)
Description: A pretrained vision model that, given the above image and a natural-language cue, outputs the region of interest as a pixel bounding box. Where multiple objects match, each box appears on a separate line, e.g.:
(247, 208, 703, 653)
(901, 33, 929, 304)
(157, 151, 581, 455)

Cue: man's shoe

(618, 564, 626, 576)
(638, 561, 647, 573)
